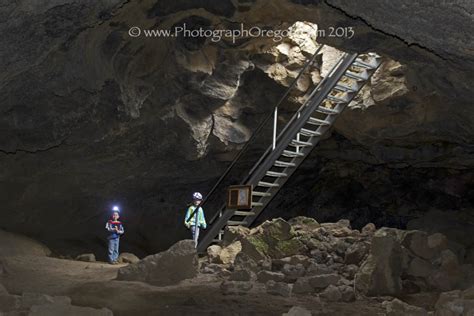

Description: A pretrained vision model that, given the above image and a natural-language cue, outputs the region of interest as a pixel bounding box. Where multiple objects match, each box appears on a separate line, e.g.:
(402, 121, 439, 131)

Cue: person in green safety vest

(184, 192, 207, 248)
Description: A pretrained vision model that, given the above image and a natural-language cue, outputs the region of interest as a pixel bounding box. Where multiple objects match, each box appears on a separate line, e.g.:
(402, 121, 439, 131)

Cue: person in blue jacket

(184, 192, 207, 248)
(105, 206, 124, 264)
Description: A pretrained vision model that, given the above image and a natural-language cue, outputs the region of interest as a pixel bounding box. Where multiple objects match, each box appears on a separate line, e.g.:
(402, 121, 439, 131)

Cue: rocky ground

(1, 216, 473, 315)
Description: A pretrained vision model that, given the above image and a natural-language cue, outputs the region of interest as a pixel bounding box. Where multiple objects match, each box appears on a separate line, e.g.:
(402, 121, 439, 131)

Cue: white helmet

(192, 192, 203, 200)
(112, 206, 120, 212)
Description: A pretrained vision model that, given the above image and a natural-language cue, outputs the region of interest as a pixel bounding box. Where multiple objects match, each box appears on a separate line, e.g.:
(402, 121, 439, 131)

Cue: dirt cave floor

(0, 254, 441, 316)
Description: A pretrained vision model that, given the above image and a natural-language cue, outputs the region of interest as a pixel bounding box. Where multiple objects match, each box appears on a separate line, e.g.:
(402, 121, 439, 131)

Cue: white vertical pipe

(272, 106, 278, 150)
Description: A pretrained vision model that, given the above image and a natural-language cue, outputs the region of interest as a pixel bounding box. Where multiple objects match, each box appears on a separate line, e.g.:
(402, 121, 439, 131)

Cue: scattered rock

(355, 228, 403, 296)
(293, 277, 314, 294)
(282, 305, 312, 316)
(220, 281, 253, 295)
(272, 255, 312, 269)
(266, 280, 292, 297)
(207, 245, 223, 263)
(118, 252, 140, 264)
(319, 284, 342, 301)
(339, 285, 355, 302)
(428, 249, 463, 291)
(219, 241, 242, 265)
(307, 273, 341, 290)
(229, 269, 253, 282)
(407, 257, 433, 278)
(361, 223, 376, 236)
(344, 242, 369, 265)
(427, 233, 448, 253)
(257, 271, 285, 283)
(305, 263, 333, 276)
(233, 252, 259, 273)
(117, 240, 198, 286)
(75, 253, 96, 262)
(382, 298, 428, 316)
(401, 230, 434, 260)
(282, 263, 306, 282)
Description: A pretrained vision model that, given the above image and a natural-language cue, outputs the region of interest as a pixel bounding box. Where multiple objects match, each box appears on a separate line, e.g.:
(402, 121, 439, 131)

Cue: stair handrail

(245, 52, 349, 180)
(201, 44, 324, 222)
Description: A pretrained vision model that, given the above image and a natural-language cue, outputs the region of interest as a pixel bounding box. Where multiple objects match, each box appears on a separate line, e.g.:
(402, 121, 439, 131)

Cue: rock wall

(0, 0, 472, 255)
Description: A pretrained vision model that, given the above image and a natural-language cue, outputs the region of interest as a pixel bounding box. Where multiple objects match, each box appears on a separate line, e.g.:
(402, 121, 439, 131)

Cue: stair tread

(266, 171, 288, 177)
(234, 211, 256, 216)
(274, 160, 296, 167)
(327, 95, 349, 103)
(344, 70, 368, 81)
(252, 191, 272, 197)
(258, 181, 280, 187)
(334, 82, 358, 93)
(307, 117, 331, 126)
(300, 128, 322, 137)
(316, 107, 339, 115)
(290, 139, 313, 147)
(282, 150, 304, 157)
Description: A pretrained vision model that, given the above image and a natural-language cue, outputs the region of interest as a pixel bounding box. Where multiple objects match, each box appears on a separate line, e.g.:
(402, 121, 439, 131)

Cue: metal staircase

(196, 48, 382, 253)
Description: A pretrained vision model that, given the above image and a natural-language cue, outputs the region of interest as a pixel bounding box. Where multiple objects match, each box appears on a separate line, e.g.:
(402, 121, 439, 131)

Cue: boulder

(428, 249, 463, 291)
(240, 218, 307, 260)
(75, 253, 96, 262)
(339, 285, 355, 302)
(307, 273, 341, 290)
(293, 277, 314, 294)
(233, 252, 259, 273)
(222, 226, 250, 245)
(117, 240, 198, 286)
(401, 230, 435, 260)
(220, 281, 253, 295)
(281, 263, 306, 283)
(219, 241, 242, 265)
(266, 280, 292, 297)
(0, 229, 51, 257)
(272, 255, 312, 270)
(118, 252, 140, 264)
(361, 223, 376, 236)
(407, 257, 433, 278)
(288, 217, 320, 234)
(355, 228, 403, 296)
(427, 233, 448, 253)
(319, 285, 342, 301)
(229, 269, 254, 282)
(207, 245, 222, 263)
(435, 288, 474, 316)
(305, 263, 333, 276)
(201, 263, 228, 275)
(344, 242, 369, 265)
(282, 306, 312, 316)
(257, 271, 286, 283)
(382, 298, 428, 316)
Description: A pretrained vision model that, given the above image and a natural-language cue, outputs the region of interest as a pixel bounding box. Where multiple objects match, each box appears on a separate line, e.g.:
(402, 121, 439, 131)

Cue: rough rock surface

(117, 240, 198, 286)
(0, 230, 51, 257)
(0, 0, 473, 257)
